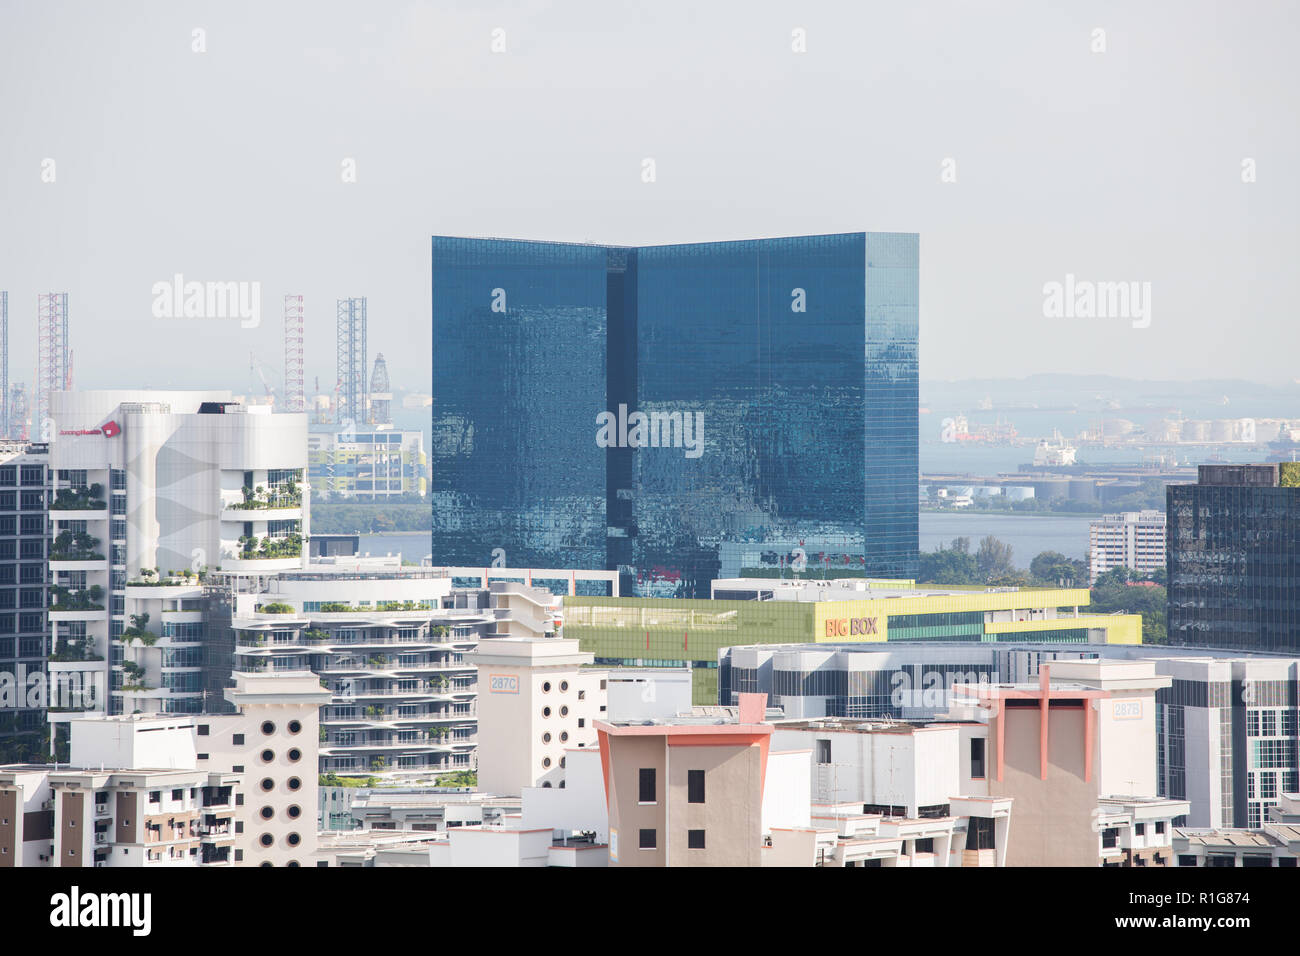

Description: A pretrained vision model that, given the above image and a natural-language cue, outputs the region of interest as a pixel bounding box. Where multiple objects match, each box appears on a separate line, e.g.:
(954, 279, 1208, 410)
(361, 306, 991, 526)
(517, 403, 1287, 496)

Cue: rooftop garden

(256, 602, 296, 614)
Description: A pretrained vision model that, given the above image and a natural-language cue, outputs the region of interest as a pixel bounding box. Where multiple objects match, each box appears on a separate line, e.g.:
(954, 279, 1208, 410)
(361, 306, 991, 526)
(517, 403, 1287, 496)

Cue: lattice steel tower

(369, 352, 392, 425)
(37, 292, 70, 430)
(284, 294, 305, 412)
(335, 297, 367, 424)
(9, 384, 29, 441)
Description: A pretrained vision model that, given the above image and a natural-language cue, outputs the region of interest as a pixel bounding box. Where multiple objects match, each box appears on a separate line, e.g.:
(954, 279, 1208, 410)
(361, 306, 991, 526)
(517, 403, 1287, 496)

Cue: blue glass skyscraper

(431, 233, 919, 597)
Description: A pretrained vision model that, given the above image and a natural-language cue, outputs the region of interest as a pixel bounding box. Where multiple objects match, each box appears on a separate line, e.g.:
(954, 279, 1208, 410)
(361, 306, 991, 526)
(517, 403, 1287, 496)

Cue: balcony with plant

(49, 633, 104, 663)
(50, 584, 105, 612)
(121, 613, 159, 646)
(51, 530, 105, 562)
(238, 533, 303, 560)
(228, 481, 303, 511)
(51, 483, 107, 511)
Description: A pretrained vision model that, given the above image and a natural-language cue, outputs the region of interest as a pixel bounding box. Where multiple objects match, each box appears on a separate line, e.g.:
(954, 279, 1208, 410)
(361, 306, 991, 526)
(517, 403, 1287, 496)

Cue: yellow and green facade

(563, 587, 1143, 703)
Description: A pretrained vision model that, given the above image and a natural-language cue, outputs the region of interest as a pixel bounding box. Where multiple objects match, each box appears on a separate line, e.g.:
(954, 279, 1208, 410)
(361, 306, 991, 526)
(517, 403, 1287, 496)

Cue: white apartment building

(220, 569, 564, 778)
(195, 672, 332, 866)
(1088, 509, 1166, 583)
(46, 390, 307, 724)
(468, 637, 606, 795)
(2, 671, 325, 867)
(0, 763, 242, 868)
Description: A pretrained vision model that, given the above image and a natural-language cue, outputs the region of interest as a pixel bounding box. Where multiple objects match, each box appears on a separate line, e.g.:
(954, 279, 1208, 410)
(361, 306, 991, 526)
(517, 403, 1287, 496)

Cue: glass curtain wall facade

(1167, 464, 1300, 654)
(0, 455, 48, 759)
(430, 238, 610, 570)
(432, 233, 920, 598)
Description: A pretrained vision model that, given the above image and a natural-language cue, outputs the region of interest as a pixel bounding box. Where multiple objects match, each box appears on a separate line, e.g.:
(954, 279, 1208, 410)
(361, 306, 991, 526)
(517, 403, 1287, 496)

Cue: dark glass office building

(1167, 463, 1300, 653)
(432, 233, 919, 598)
(0, 447, 49, 761)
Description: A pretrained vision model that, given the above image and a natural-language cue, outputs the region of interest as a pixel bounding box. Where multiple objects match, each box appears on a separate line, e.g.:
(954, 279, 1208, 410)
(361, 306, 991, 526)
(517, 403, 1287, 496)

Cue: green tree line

(919, 536, 1167, 643)
(311, 502, 432, 534)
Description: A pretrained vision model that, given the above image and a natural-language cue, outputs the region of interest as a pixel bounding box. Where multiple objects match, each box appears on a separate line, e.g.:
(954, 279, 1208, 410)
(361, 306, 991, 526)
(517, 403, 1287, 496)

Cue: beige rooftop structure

(466, 638, 605, 796)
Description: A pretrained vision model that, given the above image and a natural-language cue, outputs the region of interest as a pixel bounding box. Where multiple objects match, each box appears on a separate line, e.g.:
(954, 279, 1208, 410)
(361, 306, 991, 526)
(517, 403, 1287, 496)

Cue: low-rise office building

(565, 579, 1143, 704)
(719, 640, 1300, 832)
(1167, 462, 1300, 654)
(307, 426, 426, 500)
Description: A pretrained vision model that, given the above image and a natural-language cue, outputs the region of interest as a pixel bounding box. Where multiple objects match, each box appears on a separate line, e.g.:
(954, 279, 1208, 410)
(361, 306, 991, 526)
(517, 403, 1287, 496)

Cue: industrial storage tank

(1032, 478, 1071, 500)
(1069, 478, 1098, 501)
(1210, 419, 1235, 442)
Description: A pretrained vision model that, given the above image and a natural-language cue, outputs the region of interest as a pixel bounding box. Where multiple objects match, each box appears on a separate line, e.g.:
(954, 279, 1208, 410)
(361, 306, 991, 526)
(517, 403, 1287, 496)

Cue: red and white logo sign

(58, 420, 120, 438)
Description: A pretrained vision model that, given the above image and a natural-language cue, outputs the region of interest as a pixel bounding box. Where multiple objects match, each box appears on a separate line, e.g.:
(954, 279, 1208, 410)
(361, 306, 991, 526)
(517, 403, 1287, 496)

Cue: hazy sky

(1, 0, 1297, 399)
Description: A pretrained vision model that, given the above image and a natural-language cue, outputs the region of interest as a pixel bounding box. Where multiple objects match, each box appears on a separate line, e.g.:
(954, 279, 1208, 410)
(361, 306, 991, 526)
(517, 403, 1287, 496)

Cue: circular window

(287, 805, 302, 819)
(288, 748, 302, 762)
(259, 834, 274, 847)
(287, 720, 302, 735)
(260, 778, 274, 792)
(560, 706, 569, 717)
(287, 833, 301, 847)
(287, 861, 300, 868)
(260, 749, 275, 763)
(542, 781, 552, 789)
(542, 732, 552, 744)
(560, 731, 569, 742)
(542, 757, 552, 768)
(260, 806, 274, 820)
(560, 680, 569, 692)
(260, 861, 273, 868)
(261, 721, 276, 736)
(560, 756, 566, 768)
(542, 681, 552, 693)
(542, 707, 551, 718)
(287, 777, 302, 791)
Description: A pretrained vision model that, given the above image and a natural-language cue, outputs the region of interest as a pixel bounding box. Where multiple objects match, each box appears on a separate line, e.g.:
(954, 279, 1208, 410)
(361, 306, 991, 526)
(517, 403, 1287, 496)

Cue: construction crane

(249, 352, 278, 408)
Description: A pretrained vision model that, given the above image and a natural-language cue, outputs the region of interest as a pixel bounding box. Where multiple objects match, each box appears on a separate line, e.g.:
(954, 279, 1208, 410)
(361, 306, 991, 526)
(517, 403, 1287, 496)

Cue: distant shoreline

(920, 508, 1103, 519)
